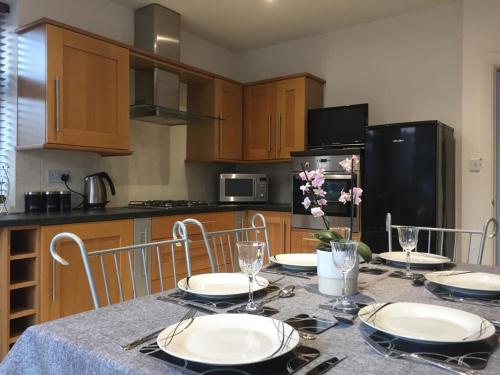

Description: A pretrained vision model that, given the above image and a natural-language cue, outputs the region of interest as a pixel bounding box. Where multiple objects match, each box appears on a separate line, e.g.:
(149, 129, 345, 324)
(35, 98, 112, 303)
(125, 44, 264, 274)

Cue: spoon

(299, 331, 317, 340)
(258, 285, 295, 306)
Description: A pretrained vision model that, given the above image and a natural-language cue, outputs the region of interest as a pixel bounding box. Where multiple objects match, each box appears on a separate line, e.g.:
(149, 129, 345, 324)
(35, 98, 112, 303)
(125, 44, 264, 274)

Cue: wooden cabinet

(39, 220, 133, 322)
(247, 211, 291, 258)
(0, 227, 40, 359)
(151, 212, 237, 291)
(187, 78, 243, 162)
(243, 74, 324, 161)
(17, 23, 130, 155)
(290, 228, 361, 253)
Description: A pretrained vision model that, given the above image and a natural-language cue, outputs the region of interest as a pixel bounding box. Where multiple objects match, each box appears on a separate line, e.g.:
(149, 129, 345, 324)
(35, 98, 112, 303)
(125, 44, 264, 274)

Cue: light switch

(468, 158, 482, 172)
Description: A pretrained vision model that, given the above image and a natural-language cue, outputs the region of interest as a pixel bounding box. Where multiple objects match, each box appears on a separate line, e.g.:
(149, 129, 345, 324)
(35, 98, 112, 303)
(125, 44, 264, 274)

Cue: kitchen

(1, 0, 500, 374)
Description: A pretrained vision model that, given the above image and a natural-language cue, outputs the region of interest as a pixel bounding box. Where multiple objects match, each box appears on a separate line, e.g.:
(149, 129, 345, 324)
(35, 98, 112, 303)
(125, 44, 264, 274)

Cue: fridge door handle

(392, 139, 405, 143)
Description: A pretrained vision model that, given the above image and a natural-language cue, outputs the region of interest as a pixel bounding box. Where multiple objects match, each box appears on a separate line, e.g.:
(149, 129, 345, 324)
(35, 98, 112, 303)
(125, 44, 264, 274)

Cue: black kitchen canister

(42, 191, 61, 213)
(59, 191, 71, 211)
(24, 191, 42, 213)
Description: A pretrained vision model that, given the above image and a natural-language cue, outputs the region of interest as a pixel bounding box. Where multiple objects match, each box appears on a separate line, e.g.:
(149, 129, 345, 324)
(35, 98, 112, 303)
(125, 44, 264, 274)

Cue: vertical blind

(0, 2, 11, 209)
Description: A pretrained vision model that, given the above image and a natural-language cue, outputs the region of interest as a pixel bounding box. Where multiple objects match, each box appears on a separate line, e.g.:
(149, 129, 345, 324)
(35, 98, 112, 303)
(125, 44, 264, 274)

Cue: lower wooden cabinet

(39, 220, 133, 322)
(151, 212, 238, 292)
(247, 211, 291, 257)
(290, 228, 361, 253)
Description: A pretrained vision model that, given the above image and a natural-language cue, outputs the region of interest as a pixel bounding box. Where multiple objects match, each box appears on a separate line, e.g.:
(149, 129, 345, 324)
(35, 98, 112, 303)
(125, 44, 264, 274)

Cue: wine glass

(397, 226, 419, 278)
(330, 227, 351, 240)
(330, 240, 358, 313)
(237, 241, 265, 314)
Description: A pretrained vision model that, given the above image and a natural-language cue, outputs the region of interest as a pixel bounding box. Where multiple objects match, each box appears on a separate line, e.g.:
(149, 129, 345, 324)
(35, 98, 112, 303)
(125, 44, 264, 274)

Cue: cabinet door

(40, 220, 133, 322)
(248, 211, 290, 259)
(290, 229, 319, 253)
(244, 83, 277, 160)
(276, 78, 306, 158)
(215, 79, 242, 160)
(46, 26, 129, 151)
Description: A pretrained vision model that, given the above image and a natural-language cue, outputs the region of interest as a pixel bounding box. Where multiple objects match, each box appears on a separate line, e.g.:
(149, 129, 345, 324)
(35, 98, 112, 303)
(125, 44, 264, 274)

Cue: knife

(305, 356, 347, 375)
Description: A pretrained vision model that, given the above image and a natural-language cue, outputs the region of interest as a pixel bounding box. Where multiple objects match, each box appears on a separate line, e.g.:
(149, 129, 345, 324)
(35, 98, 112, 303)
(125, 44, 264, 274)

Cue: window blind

(0, 2, 11, 212)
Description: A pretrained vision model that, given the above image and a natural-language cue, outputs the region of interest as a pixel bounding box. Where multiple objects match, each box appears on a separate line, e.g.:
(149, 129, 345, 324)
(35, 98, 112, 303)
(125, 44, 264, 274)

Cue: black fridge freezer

(361, 120, 455, 255)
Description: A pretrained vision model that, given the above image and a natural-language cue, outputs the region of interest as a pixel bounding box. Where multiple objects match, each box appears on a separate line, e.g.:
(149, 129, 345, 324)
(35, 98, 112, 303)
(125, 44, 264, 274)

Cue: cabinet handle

(52, 258, 56, 301)
(281, 221, 285, 252)
(55, 76, 61, 132)
(219, 112, 223, 152)
(267, 113, 272, 154)
(278, 112, 282, 152)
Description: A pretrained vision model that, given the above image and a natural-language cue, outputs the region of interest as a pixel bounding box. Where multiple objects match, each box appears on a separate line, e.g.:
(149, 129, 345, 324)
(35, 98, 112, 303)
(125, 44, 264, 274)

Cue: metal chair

(181, 213, 272, 273)
(50, 221, 191, 309)
(386, 213, 498, 264)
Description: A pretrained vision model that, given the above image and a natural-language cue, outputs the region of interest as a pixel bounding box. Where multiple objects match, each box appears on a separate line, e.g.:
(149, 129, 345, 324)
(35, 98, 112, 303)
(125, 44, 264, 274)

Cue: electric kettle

(83, 172, 116, 209)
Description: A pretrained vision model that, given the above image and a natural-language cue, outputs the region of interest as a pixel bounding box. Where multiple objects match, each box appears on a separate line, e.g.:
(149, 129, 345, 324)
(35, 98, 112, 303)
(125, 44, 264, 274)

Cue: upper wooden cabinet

(244, 75, 324, 161)
(17, 23, 130, 156)
(186, 78, 243, 162)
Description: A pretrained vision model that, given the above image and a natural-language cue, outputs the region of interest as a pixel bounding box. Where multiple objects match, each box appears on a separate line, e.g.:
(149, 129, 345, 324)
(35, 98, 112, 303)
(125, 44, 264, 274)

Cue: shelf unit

(0, 227, 39, 359)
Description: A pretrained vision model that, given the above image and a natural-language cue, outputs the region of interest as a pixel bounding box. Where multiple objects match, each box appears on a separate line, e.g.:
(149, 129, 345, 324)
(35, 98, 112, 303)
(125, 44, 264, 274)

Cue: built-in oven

(291, 153, 361, 232)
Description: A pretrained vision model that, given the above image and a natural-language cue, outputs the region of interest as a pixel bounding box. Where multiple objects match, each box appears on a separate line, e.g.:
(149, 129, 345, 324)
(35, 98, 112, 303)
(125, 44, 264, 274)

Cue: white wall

(11, 0, 242, 209)
(461, 0, 500, 264)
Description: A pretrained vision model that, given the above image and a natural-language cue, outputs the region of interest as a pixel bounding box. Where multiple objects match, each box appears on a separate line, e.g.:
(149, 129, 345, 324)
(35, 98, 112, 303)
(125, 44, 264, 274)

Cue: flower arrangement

(298, 155, 372, 262)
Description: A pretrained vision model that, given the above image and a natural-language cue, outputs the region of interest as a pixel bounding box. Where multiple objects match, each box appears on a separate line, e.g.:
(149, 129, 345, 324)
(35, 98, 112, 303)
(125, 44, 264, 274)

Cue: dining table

(1, 262, 499, 375)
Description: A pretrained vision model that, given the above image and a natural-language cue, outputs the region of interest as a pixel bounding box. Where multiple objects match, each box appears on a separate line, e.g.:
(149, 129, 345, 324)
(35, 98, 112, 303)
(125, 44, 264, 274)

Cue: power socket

(48, 169, 70, 184)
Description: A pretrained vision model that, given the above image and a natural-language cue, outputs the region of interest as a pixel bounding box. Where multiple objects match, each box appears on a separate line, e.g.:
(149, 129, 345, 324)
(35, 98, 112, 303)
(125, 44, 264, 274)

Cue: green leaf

(314, 229, 343, 243)
(357, 241, 372, 262)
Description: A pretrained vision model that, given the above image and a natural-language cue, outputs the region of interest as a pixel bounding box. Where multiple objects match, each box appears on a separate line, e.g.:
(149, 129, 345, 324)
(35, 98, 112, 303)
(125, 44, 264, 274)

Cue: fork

(362, 332, 479, 375)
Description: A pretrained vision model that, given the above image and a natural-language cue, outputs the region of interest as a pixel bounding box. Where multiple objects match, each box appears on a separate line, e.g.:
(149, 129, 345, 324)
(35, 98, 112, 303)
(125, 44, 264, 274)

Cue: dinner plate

(359, 302, 495, 344)
(379, 251, 450, 267)
(270, 253, 317, 271)
(425, 271, 500, 297)
(177, 273, 269, 299)
(157, 313, 300, 365)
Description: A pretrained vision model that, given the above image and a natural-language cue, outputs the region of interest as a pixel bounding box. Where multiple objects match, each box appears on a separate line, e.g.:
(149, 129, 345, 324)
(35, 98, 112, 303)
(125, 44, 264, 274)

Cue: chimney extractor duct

(132, 4, 203, 125)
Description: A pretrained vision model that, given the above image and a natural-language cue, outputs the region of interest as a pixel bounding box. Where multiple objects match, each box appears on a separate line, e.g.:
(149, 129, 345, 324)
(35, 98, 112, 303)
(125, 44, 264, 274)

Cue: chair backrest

(49, 221, 191, 309)
(386, 212, 498, 264)
(181, 213, 272, 273)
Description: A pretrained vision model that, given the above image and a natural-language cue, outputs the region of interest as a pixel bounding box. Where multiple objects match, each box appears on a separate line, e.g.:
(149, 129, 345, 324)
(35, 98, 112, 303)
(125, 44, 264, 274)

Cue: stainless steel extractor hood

(131, 4, 208, 125)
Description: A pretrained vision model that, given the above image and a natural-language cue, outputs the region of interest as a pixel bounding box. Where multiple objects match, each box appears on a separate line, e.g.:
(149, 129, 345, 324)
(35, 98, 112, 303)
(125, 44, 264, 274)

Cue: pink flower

(338, 189, 351, 204)
(352, 187, 363, 205)
(299, 170, 316, 181)
(299, 183, 310, 194)
(313, 188, 326, 197)
(317, 198, 327, 206)
(311, 207, 325, 217)
(339, 158, 353, 173)
(311, 176, 325, 188)
(302, 196, 311, 209)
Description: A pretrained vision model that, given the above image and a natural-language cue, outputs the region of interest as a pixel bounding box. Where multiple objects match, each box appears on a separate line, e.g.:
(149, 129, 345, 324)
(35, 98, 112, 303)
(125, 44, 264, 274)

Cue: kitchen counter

(0, 203, 291, 227)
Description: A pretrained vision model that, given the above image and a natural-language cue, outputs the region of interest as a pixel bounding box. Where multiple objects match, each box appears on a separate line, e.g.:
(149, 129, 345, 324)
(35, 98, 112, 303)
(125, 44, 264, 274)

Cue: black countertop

(0, 203, 291, 227)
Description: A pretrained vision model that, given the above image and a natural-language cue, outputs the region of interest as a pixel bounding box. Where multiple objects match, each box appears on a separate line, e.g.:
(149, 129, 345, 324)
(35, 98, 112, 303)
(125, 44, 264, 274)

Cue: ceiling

(113, 0, 456, 52)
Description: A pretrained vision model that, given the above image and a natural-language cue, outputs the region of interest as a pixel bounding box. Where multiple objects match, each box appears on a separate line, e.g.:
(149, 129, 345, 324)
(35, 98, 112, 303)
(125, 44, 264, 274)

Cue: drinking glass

(330, 240, 358, 313)
(237, 241, 265, 314)
(397, 226, 419, 277)
(330, 227, 351, 240)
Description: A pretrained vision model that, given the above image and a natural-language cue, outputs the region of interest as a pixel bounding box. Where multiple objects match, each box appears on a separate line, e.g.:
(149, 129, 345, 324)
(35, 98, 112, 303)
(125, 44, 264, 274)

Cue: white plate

(425, 271, 500, 297)
(177, 273, 269, 299)
(157, 313, 300, 365)
(359, 302, 495, 344)
(270, 253, 317, 271)
(379, 251, 450, 266)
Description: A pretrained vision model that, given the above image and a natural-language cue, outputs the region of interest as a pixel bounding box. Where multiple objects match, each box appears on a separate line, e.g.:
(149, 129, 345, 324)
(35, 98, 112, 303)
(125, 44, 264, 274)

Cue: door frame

(496, 68, 500, 265)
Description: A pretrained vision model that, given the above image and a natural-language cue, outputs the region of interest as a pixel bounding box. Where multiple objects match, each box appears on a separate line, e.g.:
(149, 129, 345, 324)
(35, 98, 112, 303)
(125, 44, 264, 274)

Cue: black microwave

(307, 103, 368, 149)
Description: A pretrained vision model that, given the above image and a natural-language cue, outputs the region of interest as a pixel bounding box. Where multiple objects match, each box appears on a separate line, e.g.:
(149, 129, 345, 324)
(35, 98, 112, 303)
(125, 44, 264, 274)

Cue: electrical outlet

(48, 169, 70, 184)
(468, 158, 483, 172)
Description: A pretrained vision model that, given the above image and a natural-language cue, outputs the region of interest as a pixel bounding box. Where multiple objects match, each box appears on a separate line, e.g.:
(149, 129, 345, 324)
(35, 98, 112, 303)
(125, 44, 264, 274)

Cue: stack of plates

(378, 251, 450, 268)
(270, 253, 317, 271)
(177, 273, 269, 299)
(425, 271, 500, 298)
(157, 314, 300, 365)
(359, 302, 495, 344)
